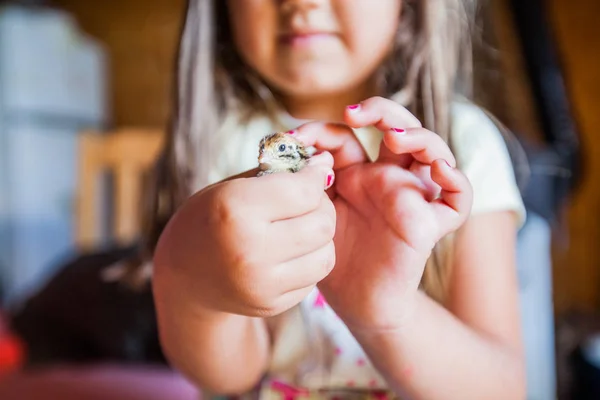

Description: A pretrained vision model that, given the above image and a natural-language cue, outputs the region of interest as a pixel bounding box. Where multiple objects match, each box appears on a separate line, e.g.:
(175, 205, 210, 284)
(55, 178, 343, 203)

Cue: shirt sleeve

(451, 101, 527, 227)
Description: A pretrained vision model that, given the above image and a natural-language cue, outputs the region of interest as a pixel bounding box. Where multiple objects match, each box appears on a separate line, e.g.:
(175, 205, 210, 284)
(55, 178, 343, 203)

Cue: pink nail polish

(392, 128, 405, 134)
(347, 104, 361, 113)
(325, 172, 335, 189)
(286, 130, 296, 135)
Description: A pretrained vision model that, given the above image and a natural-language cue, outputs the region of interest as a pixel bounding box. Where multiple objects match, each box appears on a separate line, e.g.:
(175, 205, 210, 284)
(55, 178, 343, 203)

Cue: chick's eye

(278, 144, 286, 152)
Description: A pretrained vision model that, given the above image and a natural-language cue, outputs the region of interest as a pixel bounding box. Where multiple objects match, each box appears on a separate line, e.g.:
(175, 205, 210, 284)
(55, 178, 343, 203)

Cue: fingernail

(325, 171, 335, 189)
(286, 129, 296, 135)
(391, 128, 406, 134)
(347, 104, 361, 113)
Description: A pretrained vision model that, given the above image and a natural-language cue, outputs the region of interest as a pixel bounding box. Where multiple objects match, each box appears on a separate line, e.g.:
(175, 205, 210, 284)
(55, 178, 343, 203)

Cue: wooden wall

(547, 0, 600, 314)
(55, 0, 600, 314)
(54, 0, 185, 128)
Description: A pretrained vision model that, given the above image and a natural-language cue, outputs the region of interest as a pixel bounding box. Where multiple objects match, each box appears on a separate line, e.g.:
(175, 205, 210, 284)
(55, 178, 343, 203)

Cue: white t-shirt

(204, 97, 526, 398)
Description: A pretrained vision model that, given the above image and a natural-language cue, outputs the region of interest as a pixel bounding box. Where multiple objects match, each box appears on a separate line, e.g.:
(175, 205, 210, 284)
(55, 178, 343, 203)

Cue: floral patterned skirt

(211, 379, 397, 400)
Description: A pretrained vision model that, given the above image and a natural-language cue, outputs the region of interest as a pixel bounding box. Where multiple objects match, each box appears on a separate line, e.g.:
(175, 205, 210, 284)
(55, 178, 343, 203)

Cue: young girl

(145, 1, 528, 399)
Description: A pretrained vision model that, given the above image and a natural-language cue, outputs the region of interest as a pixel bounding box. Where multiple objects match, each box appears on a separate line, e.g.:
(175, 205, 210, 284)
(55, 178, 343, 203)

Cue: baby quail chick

(257, 132, 310, 176)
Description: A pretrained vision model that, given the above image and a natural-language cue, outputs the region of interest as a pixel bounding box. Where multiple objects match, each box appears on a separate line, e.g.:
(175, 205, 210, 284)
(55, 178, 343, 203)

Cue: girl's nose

(280, 0, 320, 14)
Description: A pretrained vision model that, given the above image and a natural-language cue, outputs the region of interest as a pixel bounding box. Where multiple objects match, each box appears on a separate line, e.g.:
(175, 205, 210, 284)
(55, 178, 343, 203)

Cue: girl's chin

(271, 78, 362, 98)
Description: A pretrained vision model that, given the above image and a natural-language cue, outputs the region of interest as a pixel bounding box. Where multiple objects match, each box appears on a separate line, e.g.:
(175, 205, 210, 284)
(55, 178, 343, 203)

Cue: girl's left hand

(295, 97, 473, 333)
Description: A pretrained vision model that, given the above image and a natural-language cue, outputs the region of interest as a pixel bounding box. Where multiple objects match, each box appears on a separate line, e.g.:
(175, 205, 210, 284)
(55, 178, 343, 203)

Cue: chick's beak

(258, 154, 273, 169)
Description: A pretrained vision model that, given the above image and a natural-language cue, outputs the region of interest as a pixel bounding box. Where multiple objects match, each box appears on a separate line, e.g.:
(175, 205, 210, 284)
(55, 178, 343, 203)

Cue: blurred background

(0, 0, 598, 399)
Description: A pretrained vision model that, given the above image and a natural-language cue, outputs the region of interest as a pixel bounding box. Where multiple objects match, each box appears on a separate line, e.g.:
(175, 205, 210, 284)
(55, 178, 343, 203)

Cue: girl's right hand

(153, 152, 336, 318)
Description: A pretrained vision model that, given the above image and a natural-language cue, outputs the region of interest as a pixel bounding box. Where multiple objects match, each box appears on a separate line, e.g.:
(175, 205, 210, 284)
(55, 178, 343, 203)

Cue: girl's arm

(150, 168, 271, 394)
(153, 217, 271, 395)
(351, 211, 526, 400)
(151, 155, 336, 394)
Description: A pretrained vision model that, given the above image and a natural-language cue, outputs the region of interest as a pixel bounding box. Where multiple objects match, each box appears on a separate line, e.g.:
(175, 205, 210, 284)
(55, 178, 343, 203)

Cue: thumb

(300, 151, 335, 190)
(307, 151, 334, 169)
(248, 152, 335, 222)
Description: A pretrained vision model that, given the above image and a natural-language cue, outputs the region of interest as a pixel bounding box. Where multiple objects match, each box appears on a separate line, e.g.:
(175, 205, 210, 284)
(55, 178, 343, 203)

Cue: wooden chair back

(75, 128, 164, 249)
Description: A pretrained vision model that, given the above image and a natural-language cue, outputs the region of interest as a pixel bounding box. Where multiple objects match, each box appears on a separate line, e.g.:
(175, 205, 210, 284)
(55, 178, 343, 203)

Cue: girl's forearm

(153, 252, 270, 395)
(351, 291, 526, 400)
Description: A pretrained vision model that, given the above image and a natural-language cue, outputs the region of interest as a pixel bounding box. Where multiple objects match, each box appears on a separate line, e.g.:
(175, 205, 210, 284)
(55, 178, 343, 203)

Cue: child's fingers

(272, 285, 317, 315)
(268, 196, 336, 261)
(343, 96, 422, 131)
(293, 122, 368, 169)
(274, 241, 336, 292)
(306, 151, 335, 167)
(229, 154, 334, 222)
(380, 127, 457, 167)
(429, 159, 473, 234)
(267, 162, 334, 221)
(409, 161, 441, 201)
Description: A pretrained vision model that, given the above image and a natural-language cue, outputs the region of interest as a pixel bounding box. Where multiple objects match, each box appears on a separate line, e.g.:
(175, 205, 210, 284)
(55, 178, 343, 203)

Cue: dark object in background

(8, 245, 166, 367)
(571, 341, 600, 400)
(507, 0, 582, 225)
(556, 311, 600, 400)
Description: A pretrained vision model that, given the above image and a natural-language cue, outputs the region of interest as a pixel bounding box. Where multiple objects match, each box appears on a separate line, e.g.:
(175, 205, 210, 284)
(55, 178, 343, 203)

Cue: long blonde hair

(130, 0, 514, 303)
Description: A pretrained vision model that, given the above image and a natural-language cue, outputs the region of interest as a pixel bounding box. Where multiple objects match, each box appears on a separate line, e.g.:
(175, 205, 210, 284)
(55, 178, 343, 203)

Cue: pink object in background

(0, 364, 201, 400)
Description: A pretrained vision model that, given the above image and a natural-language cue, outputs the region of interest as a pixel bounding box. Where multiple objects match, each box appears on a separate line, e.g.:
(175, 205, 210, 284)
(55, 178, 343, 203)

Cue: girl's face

(227, 0, 402, 99)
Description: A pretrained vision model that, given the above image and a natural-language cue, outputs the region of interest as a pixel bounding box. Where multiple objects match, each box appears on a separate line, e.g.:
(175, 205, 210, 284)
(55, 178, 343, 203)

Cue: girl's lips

(279, 32, 337, 47)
